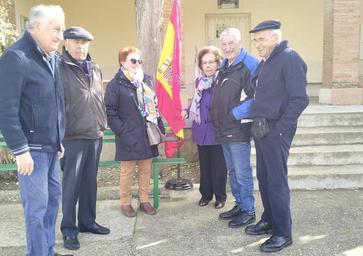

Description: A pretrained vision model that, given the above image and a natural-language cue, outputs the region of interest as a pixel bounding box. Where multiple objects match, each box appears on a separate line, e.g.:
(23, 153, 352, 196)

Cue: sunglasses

(130, 58, 143, 64)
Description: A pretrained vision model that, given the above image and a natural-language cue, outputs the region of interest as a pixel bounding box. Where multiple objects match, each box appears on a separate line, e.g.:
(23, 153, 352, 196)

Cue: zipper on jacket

(30, 107, 35, 133)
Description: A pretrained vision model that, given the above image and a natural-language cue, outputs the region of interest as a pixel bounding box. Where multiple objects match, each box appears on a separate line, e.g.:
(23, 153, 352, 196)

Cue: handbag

(146, 121, 163, 145)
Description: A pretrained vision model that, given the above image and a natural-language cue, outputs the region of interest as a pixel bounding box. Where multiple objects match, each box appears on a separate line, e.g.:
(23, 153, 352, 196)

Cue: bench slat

(0, 130, 187, 209)
(0, 164, 17, 171)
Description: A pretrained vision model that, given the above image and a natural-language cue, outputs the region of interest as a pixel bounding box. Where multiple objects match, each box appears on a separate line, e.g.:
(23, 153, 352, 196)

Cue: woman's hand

(181, 109, 188, 120)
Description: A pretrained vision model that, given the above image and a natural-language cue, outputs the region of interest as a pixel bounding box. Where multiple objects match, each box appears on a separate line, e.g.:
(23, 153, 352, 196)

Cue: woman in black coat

(105, 47, 160, 217)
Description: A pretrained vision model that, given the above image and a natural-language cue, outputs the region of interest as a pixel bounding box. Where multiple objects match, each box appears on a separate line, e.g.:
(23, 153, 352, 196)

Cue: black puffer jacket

(59, 51, 107, 140)
(211, 49, 258, 143)
(105, 69, 158, 161)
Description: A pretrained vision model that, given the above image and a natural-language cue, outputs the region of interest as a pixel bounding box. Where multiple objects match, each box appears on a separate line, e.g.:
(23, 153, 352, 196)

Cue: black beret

(63, 26, 94, 41)
(249, 20, 281, 33)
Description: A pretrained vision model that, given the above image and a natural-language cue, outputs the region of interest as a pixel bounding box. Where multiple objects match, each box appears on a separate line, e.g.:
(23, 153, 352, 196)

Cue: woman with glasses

(181, 46, 227, 209)
(105, 47, 163, 217)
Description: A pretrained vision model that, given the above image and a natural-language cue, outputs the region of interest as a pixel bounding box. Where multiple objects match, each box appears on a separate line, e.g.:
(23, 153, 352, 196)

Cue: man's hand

(16, 152, 34, 175)
(58, 144, 64, 159)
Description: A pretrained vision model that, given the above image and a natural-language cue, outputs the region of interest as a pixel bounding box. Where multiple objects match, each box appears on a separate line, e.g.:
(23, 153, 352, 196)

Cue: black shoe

(198, 198, 210, 207)
(63, 235, 80, 250)
(55, 253, 74, 256)
(228, 211, 256, 228)
(219, 205, 241, 220)
(214, 200, 225, 209)
(79, 222, 110, 235)
(245, 220, 273, 235)
(260, 235, 293, 253)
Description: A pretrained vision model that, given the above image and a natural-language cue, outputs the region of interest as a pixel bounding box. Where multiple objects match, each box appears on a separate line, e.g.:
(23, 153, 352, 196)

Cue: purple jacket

(191, 87, 219, 145)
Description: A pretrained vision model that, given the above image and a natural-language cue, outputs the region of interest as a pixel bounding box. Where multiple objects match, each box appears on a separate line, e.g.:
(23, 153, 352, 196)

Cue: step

(292, 126, 363, 146)
(299, 105, 363, 127)
(286, 165, 363, 189)
(250, 144, 363, 166)
(251, 165, 363, 189)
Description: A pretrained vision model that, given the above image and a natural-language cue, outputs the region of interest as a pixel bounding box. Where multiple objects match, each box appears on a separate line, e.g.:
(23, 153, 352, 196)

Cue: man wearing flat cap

(244, 20, 309, 253)
(59, 26, 109, 251)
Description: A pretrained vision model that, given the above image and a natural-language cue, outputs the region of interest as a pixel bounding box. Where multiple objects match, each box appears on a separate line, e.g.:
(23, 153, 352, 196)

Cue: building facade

(7, 0, 363, 105)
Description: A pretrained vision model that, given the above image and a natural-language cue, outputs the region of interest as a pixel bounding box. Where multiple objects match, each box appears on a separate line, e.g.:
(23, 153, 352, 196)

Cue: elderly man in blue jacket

(0, 5, 69, 256)
(211, 28, 259, 229)
(245, 20, 309, 253)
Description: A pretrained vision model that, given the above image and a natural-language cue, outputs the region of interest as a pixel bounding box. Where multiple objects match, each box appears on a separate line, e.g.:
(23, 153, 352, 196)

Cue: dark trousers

(61, 138, 102, 237)
(254, 124, 296, 237)
(198, 144, 227, 202)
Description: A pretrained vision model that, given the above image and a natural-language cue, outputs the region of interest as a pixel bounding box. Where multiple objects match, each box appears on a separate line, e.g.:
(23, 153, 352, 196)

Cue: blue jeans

(222, 142, 254, 213)
(18, 151, 61, 256)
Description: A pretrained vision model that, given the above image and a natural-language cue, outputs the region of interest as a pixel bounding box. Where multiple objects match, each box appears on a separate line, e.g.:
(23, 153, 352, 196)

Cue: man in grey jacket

(59, 26, 109, 251)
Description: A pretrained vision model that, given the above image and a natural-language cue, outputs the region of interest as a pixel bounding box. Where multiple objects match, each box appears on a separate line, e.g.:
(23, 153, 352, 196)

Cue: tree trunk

(135, 0, 164, 83)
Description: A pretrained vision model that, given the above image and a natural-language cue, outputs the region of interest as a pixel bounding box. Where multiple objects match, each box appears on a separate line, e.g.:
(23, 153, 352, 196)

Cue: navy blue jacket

(105, 69, 158, 161)
(251, 41, 309, 134)
(211, 49, 258, 143)
(0, 32, 65, 155)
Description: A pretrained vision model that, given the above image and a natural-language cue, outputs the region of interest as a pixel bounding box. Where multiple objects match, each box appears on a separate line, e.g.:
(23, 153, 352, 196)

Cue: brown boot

(121, 204, 136, 217)
(139, 202, 157, 215)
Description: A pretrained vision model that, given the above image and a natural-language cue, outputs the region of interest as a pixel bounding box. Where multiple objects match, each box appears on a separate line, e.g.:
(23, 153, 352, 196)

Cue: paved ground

(0, 187, 363, 256)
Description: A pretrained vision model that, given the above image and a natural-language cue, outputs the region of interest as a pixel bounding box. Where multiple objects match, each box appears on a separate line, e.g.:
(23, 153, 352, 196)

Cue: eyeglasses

(201, 60, 216, 66)
(130, 58, 143, 64)
(251, 34, 274, 45)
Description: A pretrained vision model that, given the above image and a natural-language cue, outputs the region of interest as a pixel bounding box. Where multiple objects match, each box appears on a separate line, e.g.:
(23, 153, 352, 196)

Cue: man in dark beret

(59, 26, 110, 251)
(245, 20, 309, 253)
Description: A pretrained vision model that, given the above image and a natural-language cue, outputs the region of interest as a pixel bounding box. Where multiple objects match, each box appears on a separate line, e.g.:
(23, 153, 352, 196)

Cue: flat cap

(63, 26, 94, 41)
(249, 20, 281, 33)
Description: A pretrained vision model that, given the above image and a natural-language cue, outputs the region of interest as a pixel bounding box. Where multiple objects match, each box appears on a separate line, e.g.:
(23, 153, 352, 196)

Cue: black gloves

(251, 117, 269, 139)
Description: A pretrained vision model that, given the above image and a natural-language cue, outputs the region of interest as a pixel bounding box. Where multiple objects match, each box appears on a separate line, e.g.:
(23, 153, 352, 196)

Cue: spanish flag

(156, 0, 184, 158)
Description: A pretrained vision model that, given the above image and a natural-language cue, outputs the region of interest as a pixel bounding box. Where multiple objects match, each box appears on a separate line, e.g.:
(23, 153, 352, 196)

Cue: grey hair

(27, 5, 64, 32)
(220, 28, 241, 43)
(270, 29, 282, 43)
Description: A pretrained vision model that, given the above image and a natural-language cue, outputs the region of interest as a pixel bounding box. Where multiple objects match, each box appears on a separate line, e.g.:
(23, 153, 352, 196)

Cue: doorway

(205, 13, 251, 51)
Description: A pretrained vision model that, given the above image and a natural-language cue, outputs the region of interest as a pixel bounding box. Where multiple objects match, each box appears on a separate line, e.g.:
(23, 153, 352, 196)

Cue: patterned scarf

(189, 72, 218, 124)
(121, 66, 144, 88)
(121, 67, 159, 124)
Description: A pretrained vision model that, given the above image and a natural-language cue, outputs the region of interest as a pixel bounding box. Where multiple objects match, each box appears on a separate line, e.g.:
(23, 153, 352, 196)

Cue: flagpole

(164, 148, 192, 190)
(156, 0, 192, 190)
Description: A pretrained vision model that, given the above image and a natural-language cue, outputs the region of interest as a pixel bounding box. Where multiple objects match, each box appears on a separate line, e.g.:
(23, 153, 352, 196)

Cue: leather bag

(146, 121, 163, 145)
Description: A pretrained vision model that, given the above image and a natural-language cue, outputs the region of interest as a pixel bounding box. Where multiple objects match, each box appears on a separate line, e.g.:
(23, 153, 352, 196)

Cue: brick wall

(323, 0, 361, 88)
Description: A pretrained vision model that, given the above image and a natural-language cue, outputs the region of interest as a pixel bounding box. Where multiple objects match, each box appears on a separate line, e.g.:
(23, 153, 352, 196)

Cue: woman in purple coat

(181, 46, 227, 209)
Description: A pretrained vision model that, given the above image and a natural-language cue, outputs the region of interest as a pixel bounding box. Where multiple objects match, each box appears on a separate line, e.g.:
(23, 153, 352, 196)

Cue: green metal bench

(0, 130, 186, 209)
(0, 133, 17, 171)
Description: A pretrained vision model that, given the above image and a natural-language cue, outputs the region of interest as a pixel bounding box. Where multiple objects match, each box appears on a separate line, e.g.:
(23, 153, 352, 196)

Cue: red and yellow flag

(156, 0, 184, 158)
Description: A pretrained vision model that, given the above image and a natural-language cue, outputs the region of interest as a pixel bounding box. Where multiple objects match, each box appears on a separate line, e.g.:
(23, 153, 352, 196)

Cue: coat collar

(23, 31, 47, 60)
(220, 48, 247, 69)
(265, 40, 288, 62)
(114, 68, 136, 89)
